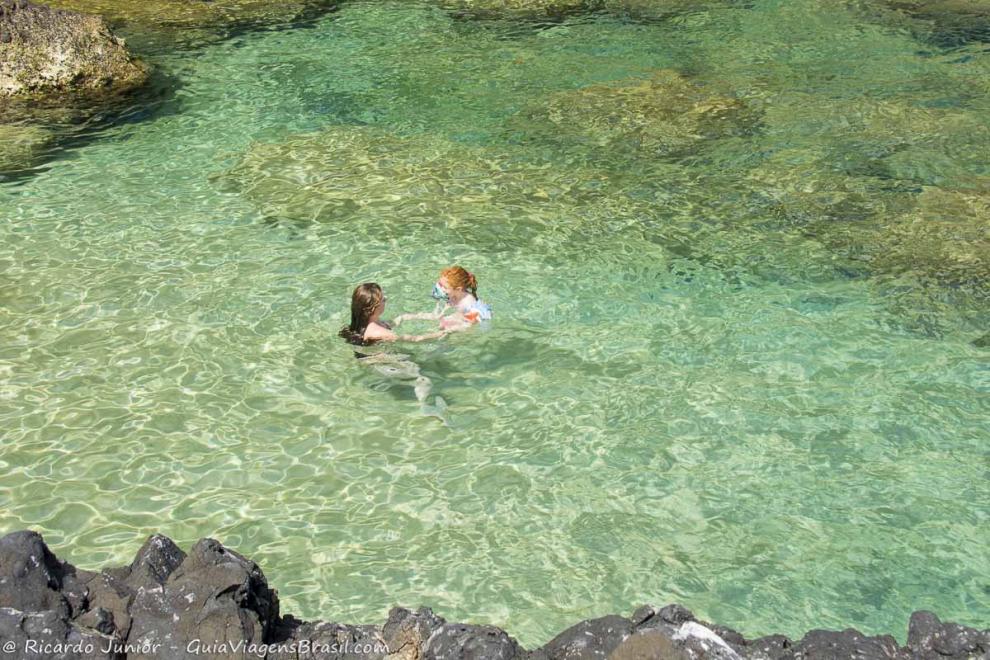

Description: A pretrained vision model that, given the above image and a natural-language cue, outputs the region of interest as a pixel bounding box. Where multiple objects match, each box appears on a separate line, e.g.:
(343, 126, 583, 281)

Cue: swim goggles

(431, 282, 448, 301)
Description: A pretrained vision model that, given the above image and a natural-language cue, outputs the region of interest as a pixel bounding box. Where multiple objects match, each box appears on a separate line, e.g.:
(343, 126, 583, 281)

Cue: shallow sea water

(1, 0, 988, 646)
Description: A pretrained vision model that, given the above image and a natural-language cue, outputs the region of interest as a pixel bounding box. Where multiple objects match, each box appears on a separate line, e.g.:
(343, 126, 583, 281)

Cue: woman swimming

(393, 266, 492, 332)
(339, 282, 449, 345)
(340, 282, 448, 420)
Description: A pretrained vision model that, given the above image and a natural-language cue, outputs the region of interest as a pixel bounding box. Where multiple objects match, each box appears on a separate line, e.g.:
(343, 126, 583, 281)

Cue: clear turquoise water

(1, 0, 988, 646)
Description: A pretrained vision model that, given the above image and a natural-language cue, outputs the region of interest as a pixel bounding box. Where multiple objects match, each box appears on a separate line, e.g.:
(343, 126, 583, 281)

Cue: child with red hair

(394, 266, 492, 332)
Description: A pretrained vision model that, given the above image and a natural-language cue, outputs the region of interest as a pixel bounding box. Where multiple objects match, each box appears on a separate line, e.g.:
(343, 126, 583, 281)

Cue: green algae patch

(511, 70, 760, 161)
(214, 125, 613, 231)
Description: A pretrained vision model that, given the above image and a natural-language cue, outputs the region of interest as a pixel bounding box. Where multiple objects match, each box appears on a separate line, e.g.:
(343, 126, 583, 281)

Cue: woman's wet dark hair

(339, 282, 383, 346)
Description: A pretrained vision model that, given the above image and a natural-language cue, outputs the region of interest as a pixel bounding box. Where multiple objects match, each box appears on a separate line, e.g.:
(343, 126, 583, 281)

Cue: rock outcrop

(511, 69, 760, 161)
(0, 529, 987, 659)
(0, 0, 149, 100)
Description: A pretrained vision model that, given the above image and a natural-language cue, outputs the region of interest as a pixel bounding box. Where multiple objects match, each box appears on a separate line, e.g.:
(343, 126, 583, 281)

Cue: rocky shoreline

(0, 530, 986, 659)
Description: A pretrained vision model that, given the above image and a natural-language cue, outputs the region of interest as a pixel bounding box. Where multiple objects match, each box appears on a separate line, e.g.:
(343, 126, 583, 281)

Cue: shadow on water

(0, 66, 182, 185)
(419, 327, 642, 384)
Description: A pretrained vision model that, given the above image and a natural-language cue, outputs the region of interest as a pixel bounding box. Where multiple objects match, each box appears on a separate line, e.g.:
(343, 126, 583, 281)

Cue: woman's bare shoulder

(364, 322, 397, 342)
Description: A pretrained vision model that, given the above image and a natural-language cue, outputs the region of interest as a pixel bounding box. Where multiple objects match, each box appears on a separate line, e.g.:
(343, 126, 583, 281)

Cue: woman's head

(438, 266, 478, 302)
(342, 283, 385, 343)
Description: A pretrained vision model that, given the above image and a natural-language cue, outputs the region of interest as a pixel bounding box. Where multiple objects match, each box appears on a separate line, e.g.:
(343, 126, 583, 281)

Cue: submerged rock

(433, 0, 727, 20)
(0, 529, 988, 659)
(0, 0, 149, 100)
(434, 0, 591, 18)
(745, 146, 910, 226)
(214, 125, 612, 230)
(601, 0, 732, 20)
(757, 95, 990, 186)
(828, 185, 990, 295)
(745, 96, 990, 297)
(41, 0, 338, 39)
(750, 156, 989, 298)
(878, 0, 990, 45)
(512, 69, 760, 160)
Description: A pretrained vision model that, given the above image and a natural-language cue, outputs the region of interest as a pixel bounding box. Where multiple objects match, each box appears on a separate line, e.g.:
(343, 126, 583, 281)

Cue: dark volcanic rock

(75, 533, 185, 643)
(0, 0, 148, 100)
(541, 615, 635, 659)
(791, 629, 904, 659)
(1, 529, 988, 660)
(382, 606, 447, 659)
(424, 622, 524, 660)
(608, 629, 689, 660)
(122, 533, 186, 592)
(0, 530, 71, 616)
(0, 531, 122, 658)
(743, 634, 793, 659)
(127, 537, 279, 658)
(907, 610, 990, 659)
(267, 615, 388, 659)
(0, 608, 119, 660)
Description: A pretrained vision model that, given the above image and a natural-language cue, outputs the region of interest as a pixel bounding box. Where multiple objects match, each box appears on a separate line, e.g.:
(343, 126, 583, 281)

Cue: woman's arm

(367, 323, 448, 343)
(397, 329, 449, 343)
(393, 302, 448, 327)
(394, 311, 442, 325)
(440, 319, 471, 333)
